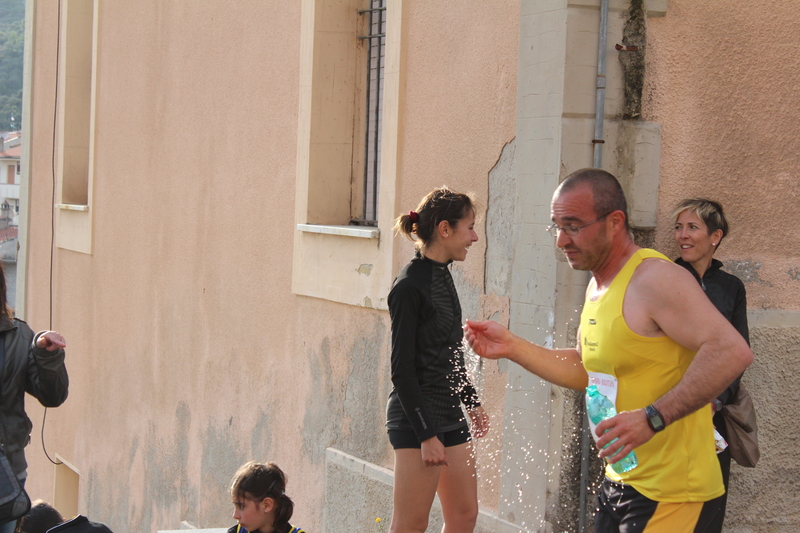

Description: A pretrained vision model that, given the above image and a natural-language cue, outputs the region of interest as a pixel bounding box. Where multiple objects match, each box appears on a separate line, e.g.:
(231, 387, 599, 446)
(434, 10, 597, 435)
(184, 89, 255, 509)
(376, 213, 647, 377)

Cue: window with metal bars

(355, 0, 385, 226)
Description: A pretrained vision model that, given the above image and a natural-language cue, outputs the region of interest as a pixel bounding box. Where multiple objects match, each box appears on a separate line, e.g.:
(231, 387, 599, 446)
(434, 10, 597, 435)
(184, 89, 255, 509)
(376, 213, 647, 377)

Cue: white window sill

(297, 224, 379, 239)
(56, 203, 89, 212)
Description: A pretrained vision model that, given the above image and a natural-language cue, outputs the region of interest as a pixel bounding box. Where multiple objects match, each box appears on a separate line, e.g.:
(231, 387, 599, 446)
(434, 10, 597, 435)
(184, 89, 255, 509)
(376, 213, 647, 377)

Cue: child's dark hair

(15, 500, 64, 533)
(0, 261, 13, 321)
(394, 186, 476, 249)
(230, 461, 294, 530)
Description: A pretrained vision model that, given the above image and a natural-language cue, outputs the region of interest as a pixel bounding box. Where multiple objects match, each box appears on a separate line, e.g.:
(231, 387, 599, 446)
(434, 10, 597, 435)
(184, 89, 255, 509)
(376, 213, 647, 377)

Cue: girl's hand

(468, 406, 490, 439)
(36, 331, 66, 351)
(420, 436, 448, 467)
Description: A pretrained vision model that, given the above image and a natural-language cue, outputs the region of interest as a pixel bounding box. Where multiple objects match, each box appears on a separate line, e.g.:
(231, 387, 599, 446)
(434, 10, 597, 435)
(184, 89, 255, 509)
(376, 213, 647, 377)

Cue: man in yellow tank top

(465, 169, 752, 532)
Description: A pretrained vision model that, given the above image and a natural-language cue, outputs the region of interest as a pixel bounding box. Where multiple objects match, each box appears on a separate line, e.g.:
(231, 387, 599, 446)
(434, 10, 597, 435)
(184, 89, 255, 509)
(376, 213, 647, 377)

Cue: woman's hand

(36, 331, 66, 351)
(468, 406, 490, 438)
(420, 436, 448, 467)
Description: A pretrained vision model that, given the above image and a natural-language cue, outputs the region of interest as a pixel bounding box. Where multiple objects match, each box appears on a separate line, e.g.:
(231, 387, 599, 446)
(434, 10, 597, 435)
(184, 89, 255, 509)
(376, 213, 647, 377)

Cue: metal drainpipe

(580, 3, 609, 531)
(592, 0, 609, 169)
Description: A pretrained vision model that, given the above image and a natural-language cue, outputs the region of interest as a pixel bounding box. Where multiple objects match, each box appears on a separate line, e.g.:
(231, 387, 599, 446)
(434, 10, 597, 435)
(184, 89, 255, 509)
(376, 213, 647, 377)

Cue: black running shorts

(595, 478, 725, 533)
(388, 425, 471, 449)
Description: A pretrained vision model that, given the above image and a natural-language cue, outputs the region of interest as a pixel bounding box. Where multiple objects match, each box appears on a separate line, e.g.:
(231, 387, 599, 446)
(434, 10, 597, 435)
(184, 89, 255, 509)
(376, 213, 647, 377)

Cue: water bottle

(585, 385, 638, 474)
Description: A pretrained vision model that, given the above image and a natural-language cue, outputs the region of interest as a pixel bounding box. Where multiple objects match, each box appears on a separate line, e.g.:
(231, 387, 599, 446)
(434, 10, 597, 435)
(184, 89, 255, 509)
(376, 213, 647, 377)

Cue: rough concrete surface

(724, 326, 800, 532)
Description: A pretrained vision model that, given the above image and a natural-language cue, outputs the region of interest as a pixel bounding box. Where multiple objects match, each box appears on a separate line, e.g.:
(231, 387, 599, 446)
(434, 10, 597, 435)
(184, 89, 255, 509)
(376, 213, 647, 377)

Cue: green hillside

(0, 0, 24, 132)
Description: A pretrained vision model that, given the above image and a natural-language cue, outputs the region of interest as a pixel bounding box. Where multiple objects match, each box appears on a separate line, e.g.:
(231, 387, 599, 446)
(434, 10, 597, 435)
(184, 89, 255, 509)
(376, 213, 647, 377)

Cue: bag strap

(0, 334, 4, 449)
(0, 328, 5, 391)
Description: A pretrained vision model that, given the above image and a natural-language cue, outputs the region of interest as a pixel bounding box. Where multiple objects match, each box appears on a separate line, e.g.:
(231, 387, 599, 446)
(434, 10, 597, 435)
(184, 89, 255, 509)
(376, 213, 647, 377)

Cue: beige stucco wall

(24, 0, 310, 529)
(646, 0, 800, 309)
(398, 1, 519, 513)
(21, 1, 519, 532)
(23, 1, 797, 532)
(644, 2, 800, 531)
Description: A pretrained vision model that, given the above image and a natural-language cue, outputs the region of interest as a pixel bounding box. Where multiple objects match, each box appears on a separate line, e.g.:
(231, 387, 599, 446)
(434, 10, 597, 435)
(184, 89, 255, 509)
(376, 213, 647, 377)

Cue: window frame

(292, 0, 405, 309)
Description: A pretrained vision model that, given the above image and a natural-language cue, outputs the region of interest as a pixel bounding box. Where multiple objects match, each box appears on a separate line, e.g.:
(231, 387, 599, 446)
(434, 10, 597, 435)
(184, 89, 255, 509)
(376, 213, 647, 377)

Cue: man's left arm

(597, 260, 752, 463)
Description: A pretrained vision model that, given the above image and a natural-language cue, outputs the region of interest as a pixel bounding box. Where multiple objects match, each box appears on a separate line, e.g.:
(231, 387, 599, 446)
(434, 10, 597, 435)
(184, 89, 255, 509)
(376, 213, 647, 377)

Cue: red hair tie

(408, 211, 419, 223)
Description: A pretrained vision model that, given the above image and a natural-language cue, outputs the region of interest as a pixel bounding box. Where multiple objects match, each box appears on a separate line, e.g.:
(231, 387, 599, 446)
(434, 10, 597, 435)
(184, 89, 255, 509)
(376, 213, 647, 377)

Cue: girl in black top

(673, 198, 749, 533)
(387, 187, 489, 533)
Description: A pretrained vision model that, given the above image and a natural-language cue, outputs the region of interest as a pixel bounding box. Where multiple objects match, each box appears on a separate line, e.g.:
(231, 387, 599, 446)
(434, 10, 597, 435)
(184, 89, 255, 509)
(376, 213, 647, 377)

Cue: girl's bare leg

(389, 448, 441, 533)
(436, 441, 478, 533)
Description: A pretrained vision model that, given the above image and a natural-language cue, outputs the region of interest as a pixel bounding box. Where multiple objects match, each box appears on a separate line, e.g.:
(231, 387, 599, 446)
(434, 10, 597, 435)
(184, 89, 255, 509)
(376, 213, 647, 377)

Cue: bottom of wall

(324, 447, 536, 533)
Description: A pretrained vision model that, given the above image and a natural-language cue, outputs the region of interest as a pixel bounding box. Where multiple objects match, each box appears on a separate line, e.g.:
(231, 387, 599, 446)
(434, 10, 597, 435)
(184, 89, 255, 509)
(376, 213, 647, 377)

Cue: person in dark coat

(0, 262, 69, 533)
(673, 197, 749, 533)
(14, 500, 112, 533)
(14, 500, 62, 533)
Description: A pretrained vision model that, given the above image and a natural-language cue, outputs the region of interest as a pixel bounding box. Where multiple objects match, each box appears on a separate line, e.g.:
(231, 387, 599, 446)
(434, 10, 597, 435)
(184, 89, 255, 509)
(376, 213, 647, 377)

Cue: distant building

(0, 132, 21, 227)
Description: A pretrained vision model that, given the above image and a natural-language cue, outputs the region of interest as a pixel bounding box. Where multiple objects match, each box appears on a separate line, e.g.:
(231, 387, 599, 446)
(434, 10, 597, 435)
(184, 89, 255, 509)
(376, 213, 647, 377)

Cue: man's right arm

(464, 320, 588, 390)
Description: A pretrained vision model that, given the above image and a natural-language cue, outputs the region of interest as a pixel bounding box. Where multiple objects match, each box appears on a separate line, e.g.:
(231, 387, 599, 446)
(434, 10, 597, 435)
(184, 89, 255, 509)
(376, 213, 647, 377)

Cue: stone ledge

(749, 309, 800, 328)
(325, 448, 536, 533)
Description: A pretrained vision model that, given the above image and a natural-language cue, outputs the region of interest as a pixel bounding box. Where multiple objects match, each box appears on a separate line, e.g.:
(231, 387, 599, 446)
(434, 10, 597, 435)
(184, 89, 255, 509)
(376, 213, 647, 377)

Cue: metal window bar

(357, 1, 385, 226)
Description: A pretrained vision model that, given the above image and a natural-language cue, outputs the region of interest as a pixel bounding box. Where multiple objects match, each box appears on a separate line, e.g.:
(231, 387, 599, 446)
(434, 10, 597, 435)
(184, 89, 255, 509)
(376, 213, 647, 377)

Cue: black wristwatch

(645, 404, 666, 433)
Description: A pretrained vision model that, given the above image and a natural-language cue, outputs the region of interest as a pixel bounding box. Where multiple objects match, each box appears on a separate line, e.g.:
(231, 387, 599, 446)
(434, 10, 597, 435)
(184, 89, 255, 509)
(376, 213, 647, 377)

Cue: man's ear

(607, 210, 626, 231)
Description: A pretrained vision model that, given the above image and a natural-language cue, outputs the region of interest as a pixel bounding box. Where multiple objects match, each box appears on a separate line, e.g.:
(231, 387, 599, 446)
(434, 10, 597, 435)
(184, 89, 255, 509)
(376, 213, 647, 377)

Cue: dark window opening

(355, 0, 385, 227)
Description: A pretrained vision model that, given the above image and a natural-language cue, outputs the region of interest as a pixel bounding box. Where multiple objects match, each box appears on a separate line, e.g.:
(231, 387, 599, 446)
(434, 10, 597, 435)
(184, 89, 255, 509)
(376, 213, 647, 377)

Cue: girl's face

(233, 494, 273, 533)
(674, 210, 720, 266)
(443, 209, 478, 262)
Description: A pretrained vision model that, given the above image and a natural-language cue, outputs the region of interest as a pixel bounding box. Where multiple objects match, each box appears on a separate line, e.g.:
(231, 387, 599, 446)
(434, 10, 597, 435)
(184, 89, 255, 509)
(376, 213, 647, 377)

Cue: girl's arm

(389, 283, 437, 443)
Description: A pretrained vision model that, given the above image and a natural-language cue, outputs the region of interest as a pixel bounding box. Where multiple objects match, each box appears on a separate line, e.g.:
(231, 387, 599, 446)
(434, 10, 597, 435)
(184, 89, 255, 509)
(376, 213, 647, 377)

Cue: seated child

(228, 462, 305, 533)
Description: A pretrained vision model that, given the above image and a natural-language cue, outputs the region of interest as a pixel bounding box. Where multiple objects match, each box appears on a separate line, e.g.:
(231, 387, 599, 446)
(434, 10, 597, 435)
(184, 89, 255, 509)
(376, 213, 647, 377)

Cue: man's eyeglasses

(546, 213, 611, 237)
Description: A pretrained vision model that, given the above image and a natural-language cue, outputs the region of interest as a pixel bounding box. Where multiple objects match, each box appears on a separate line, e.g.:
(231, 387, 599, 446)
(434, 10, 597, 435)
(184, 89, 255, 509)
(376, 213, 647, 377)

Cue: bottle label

(586, 372, 618, 445)
(587, 372, 618, 405)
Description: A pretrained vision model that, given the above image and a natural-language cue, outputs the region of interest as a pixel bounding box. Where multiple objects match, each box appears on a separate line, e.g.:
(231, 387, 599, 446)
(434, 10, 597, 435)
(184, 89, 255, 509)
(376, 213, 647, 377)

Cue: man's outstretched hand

(464, 320, 514, 360)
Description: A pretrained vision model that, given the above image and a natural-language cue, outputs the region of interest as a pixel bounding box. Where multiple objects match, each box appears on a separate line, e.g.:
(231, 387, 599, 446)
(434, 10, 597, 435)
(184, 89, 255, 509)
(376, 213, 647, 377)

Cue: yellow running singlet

(581, 249, 724, 502)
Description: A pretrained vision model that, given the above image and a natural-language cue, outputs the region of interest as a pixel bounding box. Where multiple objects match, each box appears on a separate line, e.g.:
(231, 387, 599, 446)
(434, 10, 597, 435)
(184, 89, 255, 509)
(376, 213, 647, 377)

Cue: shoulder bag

(0, 443, 30, 524)
(721, 381, 760, 467)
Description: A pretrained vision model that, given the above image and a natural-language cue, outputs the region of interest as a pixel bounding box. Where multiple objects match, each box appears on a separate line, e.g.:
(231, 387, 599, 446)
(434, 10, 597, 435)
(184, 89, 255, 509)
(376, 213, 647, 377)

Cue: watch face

(646, 405, 665, 431)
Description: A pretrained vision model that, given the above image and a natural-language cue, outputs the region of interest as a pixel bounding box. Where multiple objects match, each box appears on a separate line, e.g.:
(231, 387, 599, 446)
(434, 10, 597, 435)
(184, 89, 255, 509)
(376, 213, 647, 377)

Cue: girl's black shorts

(388, 425, 471, 449)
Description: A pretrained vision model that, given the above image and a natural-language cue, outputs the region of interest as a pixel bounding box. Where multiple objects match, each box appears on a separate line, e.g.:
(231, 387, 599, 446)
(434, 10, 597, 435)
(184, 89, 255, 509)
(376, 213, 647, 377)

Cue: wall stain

(619, 0, 646, 120)
(301, 316, 390, 467)
(341, 317, 390, 465)
(301, 337, 343, 464)
(199, 418, 248, 526)
(726, 260, 773, 286)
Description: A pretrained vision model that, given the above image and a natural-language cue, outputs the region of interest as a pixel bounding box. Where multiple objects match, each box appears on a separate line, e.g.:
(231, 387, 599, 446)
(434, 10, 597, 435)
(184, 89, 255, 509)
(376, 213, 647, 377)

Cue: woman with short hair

(672, 197, 749, 533)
